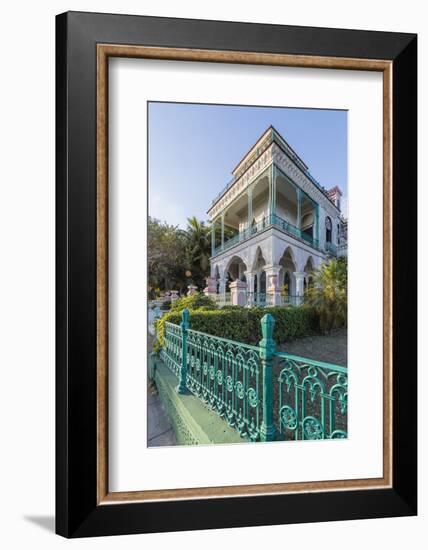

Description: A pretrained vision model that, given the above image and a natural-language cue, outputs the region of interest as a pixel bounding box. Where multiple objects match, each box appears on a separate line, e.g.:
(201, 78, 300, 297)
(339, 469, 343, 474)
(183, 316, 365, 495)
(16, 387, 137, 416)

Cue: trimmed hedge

(170, 293, 218, 312)
(154, 306, 319, 352)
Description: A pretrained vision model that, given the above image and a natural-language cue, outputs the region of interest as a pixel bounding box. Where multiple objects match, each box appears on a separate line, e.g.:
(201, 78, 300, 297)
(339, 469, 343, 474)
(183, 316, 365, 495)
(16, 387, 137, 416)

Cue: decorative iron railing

(186, 329, 262, 441)
(160, 321, 183, 378)
(276, 352, 347, 440)
(211, 292, 232, 306)
(212, 213, 319, 257)
(159, 310, 347, 443)
(247, 292, 267, 307)
(279, 295, 304, 306)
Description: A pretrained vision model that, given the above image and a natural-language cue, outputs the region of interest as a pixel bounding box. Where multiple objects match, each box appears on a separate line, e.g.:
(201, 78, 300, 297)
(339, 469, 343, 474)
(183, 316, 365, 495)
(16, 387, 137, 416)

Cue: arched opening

(251, 247, 267, 305)
(325, 216, 332, 243)
(214, 265, 220, 293)
(303, 256, 315, 293)
(255, 271, 266, 294)
(301, 212, 314, 240)
(283, 271, 291, 296)
(225, 255, 247, 284)
(279, 247, 297, 296)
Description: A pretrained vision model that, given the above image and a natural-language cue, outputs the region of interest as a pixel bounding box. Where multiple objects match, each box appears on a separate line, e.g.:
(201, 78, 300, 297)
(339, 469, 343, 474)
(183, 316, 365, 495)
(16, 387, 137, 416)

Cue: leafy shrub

(170, 293, 218, 312)
(154, 305, 319, 352)
(306, 258, 347, 333)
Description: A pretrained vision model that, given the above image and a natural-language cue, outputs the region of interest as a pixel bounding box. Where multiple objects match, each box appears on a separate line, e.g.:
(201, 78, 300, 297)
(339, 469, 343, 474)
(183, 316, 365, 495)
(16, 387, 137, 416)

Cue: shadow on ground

(23, 515, 55, 533)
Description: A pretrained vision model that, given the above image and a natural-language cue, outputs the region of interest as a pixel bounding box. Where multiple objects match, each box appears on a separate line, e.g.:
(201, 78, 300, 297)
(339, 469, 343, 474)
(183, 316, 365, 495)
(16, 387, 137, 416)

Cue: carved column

(244, 270, 255, 306)
(203, 276, 217, 296)
(221, 212, 225, 251)
(247, 187, 253, 236)
(211, 219, 216, 256)
(264, 264, 282, 306)
(294, 271, 307, 306)
(187, 284, 198, 296)
(230, 280, 247, 306)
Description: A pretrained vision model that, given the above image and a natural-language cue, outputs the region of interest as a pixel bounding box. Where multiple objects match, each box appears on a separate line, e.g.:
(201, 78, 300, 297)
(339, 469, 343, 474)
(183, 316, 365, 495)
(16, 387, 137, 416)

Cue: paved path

(147, 333, 177, 447)
(147, 383, 177, 446)
(277, 328, 347, 365)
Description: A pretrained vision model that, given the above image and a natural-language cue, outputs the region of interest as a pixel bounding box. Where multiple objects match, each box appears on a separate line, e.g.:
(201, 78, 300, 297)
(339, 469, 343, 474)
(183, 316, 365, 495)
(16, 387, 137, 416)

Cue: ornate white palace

(204, 126, 348, 307)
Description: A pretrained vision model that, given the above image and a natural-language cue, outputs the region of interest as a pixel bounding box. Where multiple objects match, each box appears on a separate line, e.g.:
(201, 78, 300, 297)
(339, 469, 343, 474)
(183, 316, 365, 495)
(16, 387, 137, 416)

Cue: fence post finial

(177, 308, 190, 394)
(259, 314, 276, 441)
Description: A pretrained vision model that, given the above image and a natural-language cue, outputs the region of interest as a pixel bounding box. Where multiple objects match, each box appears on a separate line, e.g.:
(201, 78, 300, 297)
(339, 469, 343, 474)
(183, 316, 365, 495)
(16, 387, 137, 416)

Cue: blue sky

(148, 102, 347, 228)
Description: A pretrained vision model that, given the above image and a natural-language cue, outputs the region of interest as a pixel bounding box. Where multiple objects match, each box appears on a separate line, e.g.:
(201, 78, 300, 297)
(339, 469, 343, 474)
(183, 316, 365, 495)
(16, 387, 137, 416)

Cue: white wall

(0, 1, 425, 549)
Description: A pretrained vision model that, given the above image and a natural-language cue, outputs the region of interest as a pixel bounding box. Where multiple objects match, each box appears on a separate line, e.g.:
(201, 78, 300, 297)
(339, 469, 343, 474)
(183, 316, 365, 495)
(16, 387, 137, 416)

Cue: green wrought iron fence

(159, 321, 183, 378)
(247, 292, 267, 307)
(276, 352, 348, 440)
(159, 310, 347, 443)
(186, 329, 261, 441)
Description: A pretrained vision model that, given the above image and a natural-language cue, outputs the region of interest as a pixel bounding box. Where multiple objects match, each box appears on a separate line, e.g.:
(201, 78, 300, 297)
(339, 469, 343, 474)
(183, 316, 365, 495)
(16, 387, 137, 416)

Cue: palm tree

(306, 258, 347, 333)
(185, 217, 211, 286)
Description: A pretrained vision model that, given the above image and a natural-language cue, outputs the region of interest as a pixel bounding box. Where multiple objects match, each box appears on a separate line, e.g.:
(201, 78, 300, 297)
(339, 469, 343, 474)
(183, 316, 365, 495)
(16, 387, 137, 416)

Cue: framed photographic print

(56, 11, 417, 538)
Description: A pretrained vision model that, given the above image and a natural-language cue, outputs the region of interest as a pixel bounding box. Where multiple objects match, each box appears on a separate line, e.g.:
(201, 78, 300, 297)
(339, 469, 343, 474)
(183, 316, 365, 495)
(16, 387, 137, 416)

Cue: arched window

(284, 271, 291, 296)
(325, 216, 332, 243)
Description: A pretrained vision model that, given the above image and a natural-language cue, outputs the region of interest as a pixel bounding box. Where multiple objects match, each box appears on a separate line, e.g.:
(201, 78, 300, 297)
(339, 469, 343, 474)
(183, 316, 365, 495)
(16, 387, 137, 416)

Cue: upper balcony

(212, 213, 320, 258)
(209, 126, 333, 213)
(210, 161, 322, 258)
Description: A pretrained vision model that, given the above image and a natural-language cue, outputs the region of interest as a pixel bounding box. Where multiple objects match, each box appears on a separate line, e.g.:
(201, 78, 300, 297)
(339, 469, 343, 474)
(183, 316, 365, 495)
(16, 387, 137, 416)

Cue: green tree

(306, 257, 347, 333)
(148, 217, 188, 293)
(184, 216, 211, 289)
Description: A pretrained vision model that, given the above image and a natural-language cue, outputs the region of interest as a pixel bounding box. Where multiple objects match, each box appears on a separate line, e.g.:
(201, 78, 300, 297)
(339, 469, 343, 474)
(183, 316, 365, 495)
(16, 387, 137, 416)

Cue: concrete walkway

(147, 327, 177, 446)
(147, 382, 177, 446)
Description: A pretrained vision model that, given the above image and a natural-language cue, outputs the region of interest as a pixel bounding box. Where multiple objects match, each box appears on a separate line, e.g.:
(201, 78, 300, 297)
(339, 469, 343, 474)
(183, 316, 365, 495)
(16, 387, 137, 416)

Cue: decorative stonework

(208, 146, 273, 219)
(271, 144, 340, 219)
(229, 280, 247, 306)
(208, 137, 341, 221)
(187, 284, 198, 296)
(203, 276, 217, 296)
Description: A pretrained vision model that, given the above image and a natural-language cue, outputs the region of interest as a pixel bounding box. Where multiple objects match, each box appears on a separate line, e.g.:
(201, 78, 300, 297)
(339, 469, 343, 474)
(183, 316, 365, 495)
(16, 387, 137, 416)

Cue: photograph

(147, 102, 348, 446)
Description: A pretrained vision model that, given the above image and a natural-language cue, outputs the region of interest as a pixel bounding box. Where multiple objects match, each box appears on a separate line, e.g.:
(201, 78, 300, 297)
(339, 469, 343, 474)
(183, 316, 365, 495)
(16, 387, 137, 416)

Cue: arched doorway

(325, 216, 332, 243)
(303, 256, 315, 294)
(252, 247, 267, 306)
(279, 247, 297, 297)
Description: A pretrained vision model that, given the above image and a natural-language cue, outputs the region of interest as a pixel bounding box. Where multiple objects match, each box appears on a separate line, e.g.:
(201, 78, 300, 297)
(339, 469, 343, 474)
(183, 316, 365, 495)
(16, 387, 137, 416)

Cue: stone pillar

(315, 204, 320, 245)
(187, 284, 198, 296)
(211, 220, 215, 256)
(272, 164, 277, 220)
(218, 276, 226, 296)
(221, 212, 225, 251)
(296, 187, 301, 230)
(247, 187, 253, 236)
(268, 164, 276, 224)
(294, 271, 307, 306)
(265, 265, 282, 306)
(203, 277, 217, 296)
(238, 262, 245, 281)
(244, 270, 255, 306)
(230, 280, 247, 306)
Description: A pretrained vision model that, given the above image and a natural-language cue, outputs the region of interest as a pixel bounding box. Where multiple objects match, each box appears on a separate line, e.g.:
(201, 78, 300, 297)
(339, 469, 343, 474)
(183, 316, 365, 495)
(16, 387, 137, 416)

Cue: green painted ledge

(149, 353, 244, 446)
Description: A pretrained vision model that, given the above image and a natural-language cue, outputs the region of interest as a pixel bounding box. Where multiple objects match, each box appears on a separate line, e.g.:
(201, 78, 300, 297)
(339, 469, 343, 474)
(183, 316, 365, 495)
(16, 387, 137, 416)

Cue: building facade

(204, 126, 347, 306)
